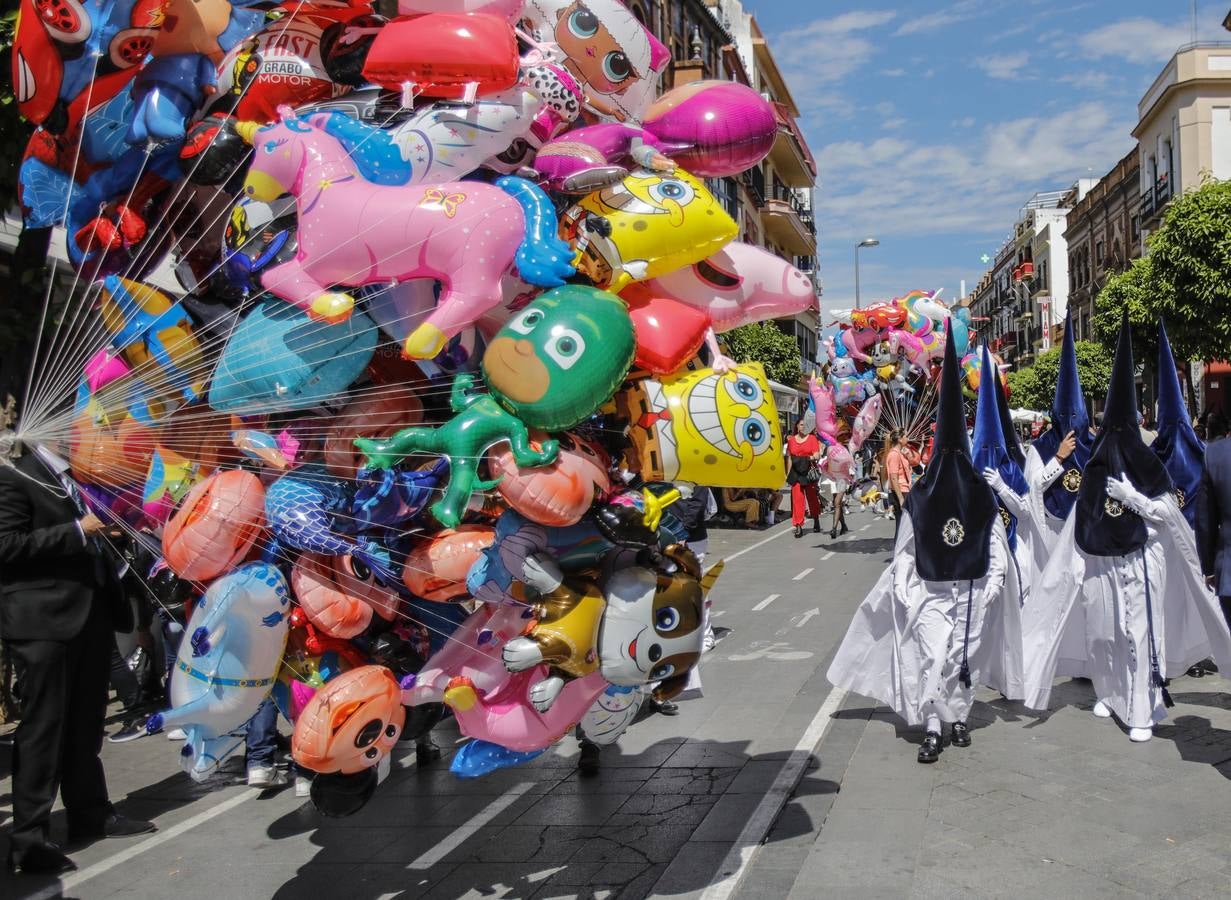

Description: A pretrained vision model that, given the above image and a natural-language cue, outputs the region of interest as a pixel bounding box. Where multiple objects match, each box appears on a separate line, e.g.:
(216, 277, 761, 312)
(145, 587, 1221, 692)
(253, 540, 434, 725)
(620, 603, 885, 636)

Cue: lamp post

(854, 238, 880, 309)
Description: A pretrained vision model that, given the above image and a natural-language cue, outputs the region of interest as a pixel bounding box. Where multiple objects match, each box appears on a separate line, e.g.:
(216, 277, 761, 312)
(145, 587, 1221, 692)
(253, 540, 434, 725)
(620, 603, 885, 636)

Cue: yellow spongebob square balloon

(561, 168, 738, 292)
(617, 363, 785, 488)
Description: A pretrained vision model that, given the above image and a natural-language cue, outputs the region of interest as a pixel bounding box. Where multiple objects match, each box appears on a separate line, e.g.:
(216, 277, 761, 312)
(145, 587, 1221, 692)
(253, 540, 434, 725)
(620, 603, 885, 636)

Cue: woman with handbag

(786, 419, 823, 538)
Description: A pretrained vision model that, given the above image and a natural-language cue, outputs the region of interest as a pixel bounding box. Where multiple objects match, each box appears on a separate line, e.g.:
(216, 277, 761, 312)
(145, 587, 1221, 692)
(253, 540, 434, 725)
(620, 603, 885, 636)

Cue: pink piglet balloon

(643, 241, 816, 334)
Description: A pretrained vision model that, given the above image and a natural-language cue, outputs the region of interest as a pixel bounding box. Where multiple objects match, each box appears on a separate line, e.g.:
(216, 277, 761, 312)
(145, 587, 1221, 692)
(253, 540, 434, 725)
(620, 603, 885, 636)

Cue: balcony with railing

(769, 101, 817, 188)
(1140, 173, 1172, 222)
(758, 181, 816, 255)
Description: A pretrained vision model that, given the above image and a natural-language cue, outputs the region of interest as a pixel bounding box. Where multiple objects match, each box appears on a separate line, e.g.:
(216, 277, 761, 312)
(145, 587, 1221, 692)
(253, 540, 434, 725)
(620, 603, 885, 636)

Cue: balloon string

(24, 0, 316, 420)
(22, 52, 104, 423)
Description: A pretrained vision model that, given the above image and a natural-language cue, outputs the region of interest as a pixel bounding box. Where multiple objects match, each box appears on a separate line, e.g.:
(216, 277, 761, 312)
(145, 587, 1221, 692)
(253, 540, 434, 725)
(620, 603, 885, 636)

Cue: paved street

(3, 505, 1231, 899)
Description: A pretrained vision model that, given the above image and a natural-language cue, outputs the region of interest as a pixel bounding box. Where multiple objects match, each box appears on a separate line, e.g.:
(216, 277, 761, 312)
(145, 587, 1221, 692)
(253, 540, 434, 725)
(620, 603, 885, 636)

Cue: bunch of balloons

(14, 0, 818, 814)
(818, 289, 1006, 445)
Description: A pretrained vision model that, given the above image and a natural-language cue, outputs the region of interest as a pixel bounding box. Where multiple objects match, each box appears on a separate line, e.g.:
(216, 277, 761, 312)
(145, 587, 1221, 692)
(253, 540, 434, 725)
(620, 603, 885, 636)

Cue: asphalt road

(3, 505, 1231, 899)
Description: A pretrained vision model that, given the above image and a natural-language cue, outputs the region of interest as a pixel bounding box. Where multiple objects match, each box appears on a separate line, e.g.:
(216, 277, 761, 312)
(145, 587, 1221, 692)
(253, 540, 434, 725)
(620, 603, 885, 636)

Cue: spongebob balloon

(616, 362, 784, 488)
(561, 168, 738, 292)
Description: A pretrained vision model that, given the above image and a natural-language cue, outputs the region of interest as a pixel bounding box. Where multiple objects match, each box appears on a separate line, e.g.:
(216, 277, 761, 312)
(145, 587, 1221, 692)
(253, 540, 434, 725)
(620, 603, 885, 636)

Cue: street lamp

(854, 238, 880, 309)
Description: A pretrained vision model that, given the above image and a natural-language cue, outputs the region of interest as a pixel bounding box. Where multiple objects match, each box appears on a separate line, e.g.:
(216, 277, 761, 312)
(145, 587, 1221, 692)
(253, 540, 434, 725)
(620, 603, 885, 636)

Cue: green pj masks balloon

(482, 285, 636, 431)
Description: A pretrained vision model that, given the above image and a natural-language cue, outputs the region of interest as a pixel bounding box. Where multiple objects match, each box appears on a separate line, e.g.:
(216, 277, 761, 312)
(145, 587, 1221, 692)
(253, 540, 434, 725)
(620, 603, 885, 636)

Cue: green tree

(719, 322, 804, 387)
(1005, 341, 1113, 411)
(1093, 256, 1158, 370)
(1005, 366, 1045, 410)
(1145, 177, 1231, 362)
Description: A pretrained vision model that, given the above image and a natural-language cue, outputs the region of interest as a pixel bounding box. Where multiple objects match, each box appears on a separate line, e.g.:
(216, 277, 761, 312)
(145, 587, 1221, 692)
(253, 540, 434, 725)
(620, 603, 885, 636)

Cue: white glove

(1106, 475, 1164, 522)
(982, 467, 1007, 495)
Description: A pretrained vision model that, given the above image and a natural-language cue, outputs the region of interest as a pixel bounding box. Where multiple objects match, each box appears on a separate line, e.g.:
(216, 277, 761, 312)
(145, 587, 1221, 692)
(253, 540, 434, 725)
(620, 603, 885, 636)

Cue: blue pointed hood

(972, 346, 1027, 549)
(1152, 320, 1204, 526)
(1032, 310, 1094, 519)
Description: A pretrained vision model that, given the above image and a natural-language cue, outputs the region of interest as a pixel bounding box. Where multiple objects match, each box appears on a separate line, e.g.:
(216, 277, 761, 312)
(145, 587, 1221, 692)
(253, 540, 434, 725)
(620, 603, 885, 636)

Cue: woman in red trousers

(785, 419, 823, 538)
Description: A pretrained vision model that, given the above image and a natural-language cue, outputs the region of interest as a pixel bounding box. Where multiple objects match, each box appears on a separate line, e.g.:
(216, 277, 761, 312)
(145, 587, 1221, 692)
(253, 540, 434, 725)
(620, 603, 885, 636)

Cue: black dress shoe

(69, 812, 157, 844)
(917, 731, 942, 764)
(8, 842, 77, 875)
(812, 518, 821, 533)
(951, 722, 972, 747)
(652, 699, 680, 716)
(839, 522, 849, 535)
(794, 525, 803, 539)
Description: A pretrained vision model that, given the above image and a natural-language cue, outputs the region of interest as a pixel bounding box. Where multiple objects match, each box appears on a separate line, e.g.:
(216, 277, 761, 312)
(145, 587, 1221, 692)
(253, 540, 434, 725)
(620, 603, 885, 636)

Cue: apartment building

(967, 185, 1090, 369)
(1063, 149, 1141, 343)
(1133, 44, 1231, 246)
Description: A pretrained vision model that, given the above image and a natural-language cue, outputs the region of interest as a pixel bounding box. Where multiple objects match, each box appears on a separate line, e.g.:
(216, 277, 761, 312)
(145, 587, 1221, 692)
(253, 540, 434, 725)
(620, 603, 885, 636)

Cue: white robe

(1020, 448, 1089, 677)
(1022, 493, 1231, 728)
(827, 517, 1024, 727)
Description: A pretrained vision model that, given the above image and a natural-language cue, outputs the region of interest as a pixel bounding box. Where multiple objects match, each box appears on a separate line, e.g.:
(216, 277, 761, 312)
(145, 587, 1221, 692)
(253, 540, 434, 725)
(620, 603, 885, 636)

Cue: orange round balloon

(69, 411, 158, 488)
(402, 525, 495, 601)
(292, 666, 405, 775)
(162, 470, 265, 581)
(291, 552, 399, 639)
(487, 430, 610, 527)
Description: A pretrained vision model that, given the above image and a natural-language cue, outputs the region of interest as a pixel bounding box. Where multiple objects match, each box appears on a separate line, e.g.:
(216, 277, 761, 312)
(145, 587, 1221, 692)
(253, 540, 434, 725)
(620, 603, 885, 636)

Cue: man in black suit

(0, 443, 156, 875)
(1196, 415, 1231, 632)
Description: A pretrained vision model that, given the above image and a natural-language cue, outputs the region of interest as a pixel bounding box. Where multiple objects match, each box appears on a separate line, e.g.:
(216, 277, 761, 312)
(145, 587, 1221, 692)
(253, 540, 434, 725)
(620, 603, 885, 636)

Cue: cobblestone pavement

(3, 509, 1230, 899)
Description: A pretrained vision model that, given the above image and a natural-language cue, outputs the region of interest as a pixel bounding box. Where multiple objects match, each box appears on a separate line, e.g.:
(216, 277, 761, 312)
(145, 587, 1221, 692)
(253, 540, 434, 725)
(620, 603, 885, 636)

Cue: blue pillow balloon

(209, 301, 377, 414)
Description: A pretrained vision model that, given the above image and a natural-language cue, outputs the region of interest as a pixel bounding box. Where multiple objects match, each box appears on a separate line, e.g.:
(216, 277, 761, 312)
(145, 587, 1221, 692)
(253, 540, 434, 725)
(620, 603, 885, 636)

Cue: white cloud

(1077, 17, 1192, 64)
(974, 51, 1030, 80)
(893, 0, 983, 37)
(773, 10, 896, 106)
(884, 68, 907, 77)
(882, 118, 907, 130)
(1060, 71, 1114, 92)
(809, 100, 1135, 252)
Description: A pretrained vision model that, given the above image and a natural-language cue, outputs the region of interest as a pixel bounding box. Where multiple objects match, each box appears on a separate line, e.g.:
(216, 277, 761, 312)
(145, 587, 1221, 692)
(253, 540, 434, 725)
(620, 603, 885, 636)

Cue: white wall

(1214, 106, 1231, 181)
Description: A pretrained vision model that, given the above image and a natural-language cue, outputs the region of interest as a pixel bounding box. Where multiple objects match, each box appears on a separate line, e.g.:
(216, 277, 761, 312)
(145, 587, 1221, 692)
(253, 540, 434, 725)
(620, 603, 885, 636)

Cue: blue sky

(743, 1, 1231, 324)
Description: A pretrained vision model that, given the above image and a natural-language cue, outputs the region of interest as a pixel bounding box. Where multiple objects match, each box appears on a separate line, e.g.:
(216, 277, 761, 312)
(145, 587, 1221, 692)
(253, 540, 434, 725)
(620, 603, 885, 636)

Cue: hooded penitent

(993, 355, 1027, 470)
(1075, 313, 1173, 557)
(908, 329, 998, 581)
(1032, 310, 1093, 519)
(972, 346, 1027, 549)
(1152, 320, 1204, 527)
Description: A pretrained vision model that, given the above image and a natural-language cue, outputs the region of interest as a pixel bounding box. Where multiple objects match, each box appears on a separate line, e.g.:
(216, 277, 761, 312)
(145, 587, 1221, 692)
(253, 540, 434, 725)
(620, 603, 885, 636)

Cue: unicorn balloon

(237, 108, 575, 359)
(146, 563, 291, 781)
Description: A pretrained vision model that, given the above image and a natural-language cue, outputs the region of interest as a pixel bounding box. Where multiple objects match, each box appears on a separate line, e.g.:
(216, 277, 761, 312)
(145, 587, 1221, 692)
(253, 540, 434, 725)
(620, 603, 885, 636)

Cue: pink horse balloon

(808, 375, 882, 486)
(238, 109, 575, 359)
(641, 241, 816, 371)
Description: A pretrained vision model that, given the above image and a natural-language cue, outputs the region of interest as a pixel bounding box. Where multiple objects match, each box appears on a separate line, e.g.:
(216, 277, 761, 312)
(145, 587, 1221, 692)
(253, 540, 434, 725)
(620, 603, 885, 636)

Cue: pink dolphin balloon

(443, 669, 609, 752)
(402, 602, 532, 707)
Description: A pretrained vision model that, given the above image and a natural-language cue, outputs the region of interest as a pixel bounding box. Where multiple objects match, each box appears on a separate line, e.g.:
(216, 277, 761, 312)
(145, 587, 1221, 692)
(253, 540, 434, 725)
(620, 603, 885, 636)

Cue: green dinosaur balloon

(482, 285, 636, 432)
(354, 286, 635, 528)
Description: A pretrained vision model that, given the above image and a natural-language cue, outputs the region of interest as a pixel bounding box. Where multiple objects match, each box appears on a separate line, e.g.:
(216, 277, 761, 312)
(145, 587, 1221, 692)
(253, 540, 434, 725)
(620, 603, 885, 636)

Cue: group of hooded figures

(828, 312, 1231, 762)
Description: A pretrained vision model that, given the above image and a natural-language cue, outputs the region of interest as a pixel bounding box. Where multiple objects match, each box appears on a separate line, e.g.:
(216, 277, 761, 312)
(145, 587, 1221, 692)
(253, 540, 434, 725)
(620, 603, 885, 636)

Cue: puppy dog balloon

(598, 545, 723, 700)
